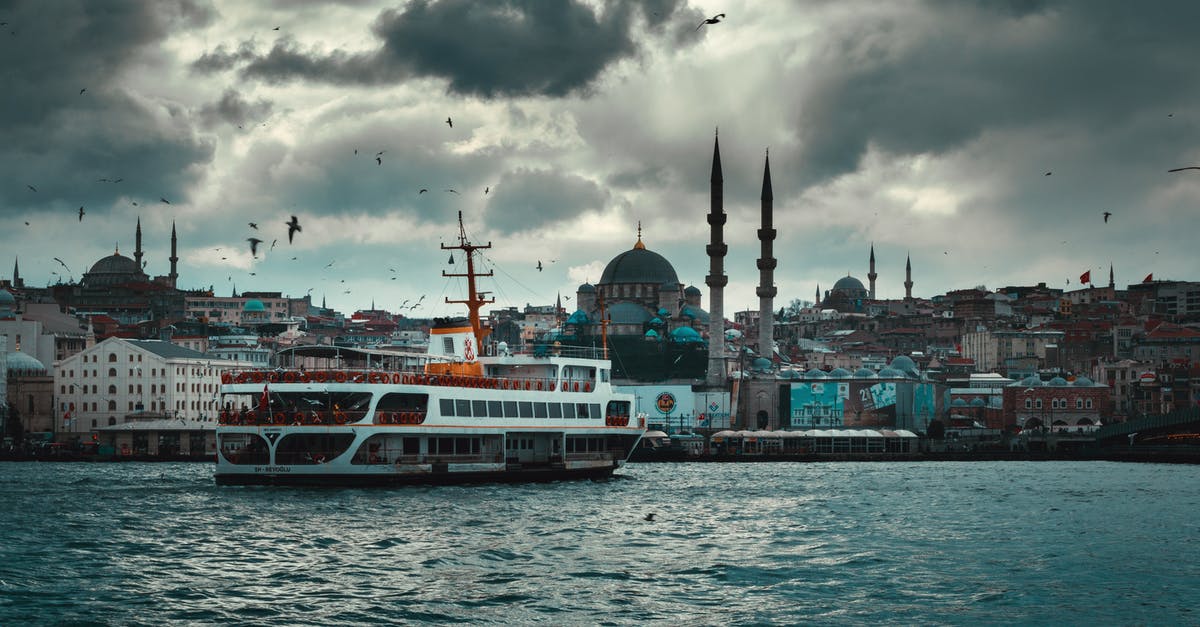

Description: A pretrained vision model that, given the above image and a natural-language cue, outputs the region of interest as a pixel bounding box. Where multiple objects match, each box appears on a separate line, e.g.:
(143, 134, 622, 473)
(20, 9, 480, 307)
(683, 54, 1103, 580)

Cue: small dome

(877, 367, 907, 379)
(577, 283, 596, 294)
(649, 317, 664, 325)
(1047, 376, 1069, 386)
(0, 289, 15, 307)
(827, 368, 852, 379)
(684, 285, 701, 296)
(853, 367, 877, 378)
(1073, 376, 1095, 387)
(657, 307, 669, 316)
(644, 329, 660, 338)
(970, 398, 986, 407)
(832, 276, 866, 292)
(752, 357, 773, 372)
(670, 326, 703, 343)
(804, 368, 828, 379)
(724, 329, 742, 340)
(7, 350, 47, 376)
(1018, 376, 1042, 387)
(566, 310, 590, 325)
(609, 302, 652, 324)
(951, 398, 968, 407)
(680, 305, 709, 323)
(890, 355, 919, 375)
(244, 299, 266, 312)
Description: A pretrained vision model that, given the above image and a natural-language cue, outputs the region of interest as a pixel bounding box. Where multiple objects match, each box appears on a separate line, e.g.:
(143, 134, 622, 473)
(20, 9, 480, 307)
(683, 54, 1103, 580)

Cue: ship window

(563, 403, 577, 419)
(218, 433, 270, 465)
(403, 437, 419, 455)
(488, 400, 503, 417)
(575, 404, 591, 419)
(590, 404, 601, 419)
(504, 401, 518, 417)
(533, 403, 548, 418)
(548, 402, 563, 419)
(518, 402, 533, 418)
(443, 337, 455, 353)
(472, 400, 488, 417)
(440, 398, 455, 416)
(377, 392, 430, 412)
(455, 399, 472, 417)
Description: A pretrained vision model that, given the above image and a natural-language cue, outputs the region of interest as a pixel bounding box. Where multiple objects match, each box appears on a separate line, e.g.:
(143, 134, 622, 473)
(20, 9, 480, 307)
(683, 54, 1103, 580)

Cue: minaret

(134, 216, 143, 270)
(904, 254, 913, 300)
(12, 257, 22, 288)
(168, 221, 179, 287)
(1109, 263, 1114, 289)
(815, 284, 820, 307)
(756, 152, 777, 360)
(868, 243, 877, 300)
(705, 132, 728, 386)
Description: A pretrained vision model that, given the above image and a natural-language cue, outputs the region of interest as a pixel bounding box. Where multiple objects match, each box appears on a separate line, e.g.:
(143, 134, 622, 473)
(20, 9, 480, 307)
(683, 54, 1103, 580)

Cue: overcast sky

(3, 0, 1199, 318)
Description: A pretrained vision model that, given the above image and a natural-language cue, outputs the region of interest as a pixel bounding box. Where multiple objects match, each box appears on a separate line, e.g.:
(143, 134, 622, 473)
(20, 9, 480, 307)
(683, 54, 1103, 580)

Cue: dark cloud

(0, 1, 215, 215)
(487, 169, 607, 234)
(191, 41, 259, 73)
(197, 88, 274, 129)
(209, 0, 702, 97)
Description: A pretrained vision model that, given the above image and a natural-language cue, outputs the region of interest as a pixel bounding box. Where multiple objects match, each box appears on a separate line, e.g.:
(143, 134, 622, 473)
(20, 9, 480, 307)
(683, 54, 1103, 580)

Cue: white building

(55, 337, 254, 434)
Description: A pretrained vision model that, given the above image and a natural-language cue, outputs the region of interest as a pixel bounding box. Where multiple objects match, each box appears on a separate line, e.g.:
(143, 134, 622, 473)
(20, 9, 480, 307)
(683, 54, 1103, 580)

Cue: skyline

(3, 0, 1200, 317)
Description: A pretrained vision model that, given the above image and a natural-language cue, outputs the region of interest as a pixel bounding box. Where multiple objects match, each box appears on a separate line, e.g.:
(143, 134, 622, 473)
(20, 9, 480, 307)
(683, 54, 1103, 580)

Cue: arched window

(108, 385, 117, 395)
(137, 384, 142, 394)
(108, 400, 117, 411)
(108, 368, 117, 377)
(108, 417, 117, 426)
(108, 353, 117, 362)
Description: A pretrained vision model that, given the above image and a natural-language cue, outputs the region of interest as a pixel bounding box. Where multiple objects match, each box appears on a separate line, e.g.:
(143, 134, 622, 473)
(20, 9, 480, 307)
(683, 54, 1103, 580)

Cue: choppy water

(1, 461, 1198, 625)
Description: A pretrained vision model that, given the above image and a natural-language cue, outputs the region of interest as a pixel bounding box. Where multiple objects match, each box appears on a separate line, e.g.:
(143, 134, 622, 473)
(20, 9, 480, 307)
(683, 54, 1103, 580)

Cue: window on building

(1024, 398, 1032, 409)
(108, 385, 117, 394)
(1076, 398, 1083, 409)
(108, 400, 116, 411)
(1086, 399, 1093, 409)
(1035, 399, 1043, 409)
(108, 368, 116, 377)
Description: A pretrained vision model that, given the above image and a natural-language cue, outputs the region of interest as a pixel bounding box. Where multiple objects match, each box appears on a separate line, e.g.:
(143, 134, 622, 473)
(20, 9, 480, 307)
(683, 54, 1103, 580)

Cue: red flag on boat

(1143, 273, 1153, 283)
(260, 382, 269, 412)
(1080, 270, 1091, 284)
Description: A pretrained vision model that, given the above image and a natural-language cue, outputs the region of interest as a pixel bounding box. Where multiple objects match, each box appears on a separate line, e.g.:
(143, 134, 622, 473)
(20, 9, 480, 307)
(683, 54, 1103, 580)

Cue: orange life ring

(273, 412, 286, 425)
(314, 371, 328, 383)
(334, 372, 347, 383)
(235, 372, 247, 384)
(246, 410, 257, 423)
(284, 371, 296, 383)
(573, 382, 580, 392)
(268, 372, 279, 383)
(536, 380, 544, 391)
(524, 380, 532, 391)
(583, 382, 591, 392)
(298, 372, 310, 383)
(219, 410, 230, 424)
(221, 373, 232, 384)
(334, 412, 347, 424)
(249, 372, 263, 383)
(428, 376, 439, 386)
(392, 373, 401, 384)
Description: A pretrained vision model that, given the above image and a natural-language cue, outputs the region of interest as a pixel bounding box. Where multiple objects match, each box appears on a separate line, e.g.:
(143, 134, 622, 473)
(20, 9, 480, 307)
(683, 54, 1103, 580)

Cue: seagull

(272, 26, 279, 30)
(1044, 171, 1052, 176)
(248, 222, 258, 229)
(287, 215, 301, 243)
(26, 184, 36, 192)
(446, 116, 453, 128)
(325, 261, 335, 268)
(160, 197, 170, 204)
(270, 239, 277, 250)
(644, 513, 656, 522)
(78, 206, 85, 221)
(247, 237, 263, 257)
(1168, 166, 1200, 172)
(445, 188, 458, 194)
(563, 295, 572, 301)
(79, 88, 86, 95)
(53, 257, 70, 272)
(419, 189, 428, 194)
(484, 186, 489, 195)
(1103, 211, 1112, 223)
(696, 13, 725, 30)
(291, 257, 297, 260)
(376, 150, 386, 156)
(249, 272, 256, 276)
(537, 260, 543, 271)
(376, 156, 382, 165)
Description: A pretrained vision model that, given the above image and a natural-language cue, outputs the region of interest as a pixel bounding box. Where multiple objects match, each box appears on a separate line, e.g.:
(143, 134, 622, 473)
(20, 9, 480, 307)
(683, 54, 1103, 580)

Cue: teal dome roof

(951, 398, 968, 407)
(752, 357, 773, 372)
(1047, 376, 1069, 386)
(670, 326, 703, 342)
(827, 367, 852, 379)
(650, 317, 664, 325)
(608, 302, 651, 324)
(566, 310, 590, 325)
(244, 299, 266, 312)
(804, 368, 828, 379)
(644, 329, 660, 339)
(890, 355, 919, 376)
(7, 350, 47, 375)
(970, 398, 986, 407)
(599, 244, 680, 285)
(1073, 376, 1096, 387)
(0, 289, 14, 307)
(1016, 376, 1042, 387)
(854, 367, 877, 378)
(577, 283, 595, 293)
(684, 285, 701, 296)
(833, 276, 866, 292)
(877, 367, 907, 379)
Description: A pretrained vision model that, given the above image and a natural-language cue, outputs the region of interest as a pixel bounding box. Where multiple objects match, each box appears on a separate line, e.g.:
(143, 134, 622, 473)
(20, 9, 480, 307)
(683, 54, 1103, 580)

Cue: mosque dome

(1017, 376, 1042, 387)
(804, 368, 828, 379)
(608, 302, 652, 325)
(0, 289, 14, 308)
(684, 285, 702, 297)
(644, 329, 660, 339)
(577, 283, 596, 294)
(832, 276, 866, 292)
(890, 355, 919, 376)
(970, 398, 986, 407)
(853, 367, 877, 378)
(7, 350, 47, 376)
(951, 398, 968, 407)
(752, 357, 773, 372)
(244, 299, 266, 312)
(877, 367, 907, 379)
(1073, 376, 1096, 387)
(87, 252, 140, 276)
(827, 367, 852, 379)
(599, 241, 680, 285)
(566, 310, 590, 325)
(1047, 376, 1069, 387)
(670, 326, 703, 343)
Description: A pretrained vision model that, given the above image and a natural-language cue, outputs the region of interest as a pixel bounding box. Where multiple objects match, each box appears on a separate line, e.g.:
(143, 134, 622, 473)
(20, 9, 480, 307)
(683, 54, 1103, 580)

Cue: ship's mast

(442, 211, 494, 348)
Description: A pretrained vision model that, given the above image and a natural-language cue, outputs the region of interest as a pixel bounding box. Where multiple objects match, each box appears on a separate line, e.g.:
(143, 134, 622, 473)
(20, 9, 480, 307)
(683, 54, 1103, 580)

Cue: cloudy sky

(3, 0, 1199, 318)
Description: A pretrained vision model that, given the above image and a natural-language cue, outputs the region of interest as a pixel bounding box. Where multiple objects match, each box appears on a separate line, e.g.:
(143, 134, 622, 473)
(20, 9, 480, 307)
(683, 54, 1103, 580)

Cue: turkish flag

(1080, 270, 1091, 284)
(260, 383, 269, 412)
(1143, 273, 1153, 283)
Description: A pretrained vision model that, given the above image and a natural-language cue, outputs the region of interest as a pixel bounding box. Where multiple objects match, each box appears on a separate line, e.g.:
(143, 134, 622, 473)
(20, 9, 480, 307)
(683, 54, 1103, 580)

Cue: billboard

(615, 385, 731, 431)
(789, 381, 846, 428)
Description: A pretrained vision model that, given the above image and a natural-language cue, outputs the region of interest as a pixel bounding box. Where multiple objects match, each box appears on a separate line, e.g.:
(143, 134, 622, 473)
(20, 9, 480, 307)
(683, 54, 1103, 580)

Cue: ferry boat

(214, 213, 646, 485)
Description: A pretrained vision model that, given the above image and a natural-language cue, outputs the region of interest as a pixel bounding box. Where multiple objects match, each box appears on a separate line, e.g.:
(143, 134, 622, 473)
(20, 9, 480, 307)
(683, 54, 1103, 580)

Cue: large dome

(7, 351, 47, 376)
(599, 244, 679, 285)
(833, 276, 866, 292)
(87, 253, 140, 276)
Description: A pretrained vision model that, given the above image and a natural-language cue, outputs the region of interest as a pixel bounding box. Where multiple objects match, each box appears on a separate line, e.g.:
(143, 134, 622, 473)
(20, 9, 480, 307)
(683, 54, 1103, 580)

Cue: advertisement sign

(789, 382, 844, 427)
(616, 385, 730, 431)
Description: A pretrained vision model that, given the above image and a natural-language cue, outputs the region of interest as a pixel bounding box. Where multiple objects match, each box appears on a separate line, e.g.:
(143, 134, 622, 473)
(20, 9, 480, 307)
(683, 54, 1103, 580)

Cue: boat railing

(217, 408, 368, 426)
(220, 369, 597, 394)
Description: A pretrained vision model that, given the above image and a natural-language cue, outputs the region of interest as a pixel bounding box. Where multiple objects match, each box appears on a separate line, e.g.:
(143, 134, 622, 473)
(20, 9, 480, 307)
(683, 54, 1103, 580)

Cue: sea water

(0, 461, 1197, 625)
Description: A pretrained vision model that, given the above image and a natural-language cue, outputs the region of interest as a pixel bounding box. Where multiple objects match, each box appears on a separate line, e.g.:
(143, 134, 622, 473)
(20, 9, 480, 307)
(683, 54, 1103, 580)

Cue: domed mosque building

(560, 224, 710, 381)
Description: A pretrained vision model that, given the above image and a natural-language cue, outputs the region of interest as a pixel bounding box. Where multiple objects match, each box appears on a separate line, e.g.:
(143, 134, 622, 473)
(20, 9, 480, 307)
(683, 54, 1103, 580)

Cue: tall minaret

(756, 152, 777, 359)
(705, 132, 728, 386)
(815, 284, 820, 307)
(868, 243, 877, 300)
(904, 254, 913, 300)
(169, 221, 179, 287)
(134, 216, 143, 270)
(1109, 263, 1115, 289)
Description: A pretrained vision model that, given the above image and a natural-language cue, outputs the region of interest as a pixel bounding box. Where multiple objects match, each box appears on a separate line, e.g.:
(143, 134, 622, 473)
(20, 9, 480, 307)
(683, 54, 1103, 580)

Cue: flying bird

(484, 186, 489, 195)
(696, 13, 725, 30)
(26, 184, 36, 192)
(445, 189, 458, 194)
(1103, 211, 1112, 223)
(325, 261, 335, 268)
(160, 197, 170, 204)
(644, 513, 656, 522)
(53, 257, 70, 272)
(1168, 166, 1200, 172)
(287, 215, 301, 243)
(270, 239, 277, 250)
(376, 156, 382, 165)
(537, 260, 543, 271)
(78, 206, 85, 221)
(247, 237, 263, 257)
(273, 26, 279, 30)
(79, 88, 86, 95)
(248, 222, 258, 229)
(1044, 172, 1052, 176)
(419, 189, 428, 194)
(445, 117, 453, 128)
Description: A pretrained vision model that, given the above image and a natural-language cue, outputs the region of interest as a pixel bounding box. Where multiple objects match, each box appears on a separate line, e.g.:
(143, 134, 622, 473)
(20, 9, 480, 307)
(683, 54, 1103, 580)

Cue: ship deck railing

(220, 369, 597, 394)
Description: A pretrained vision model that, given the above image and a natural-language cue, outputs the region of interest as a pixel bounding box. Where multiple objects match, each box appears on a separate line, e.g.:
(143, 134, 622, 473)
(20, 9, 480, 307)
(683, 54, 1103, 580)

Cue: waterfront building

(960, 328, 1065, 374)
(1002, 375, 1111, 431)
(779, 355, 941, 432)
(54, 337, 254, 436)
